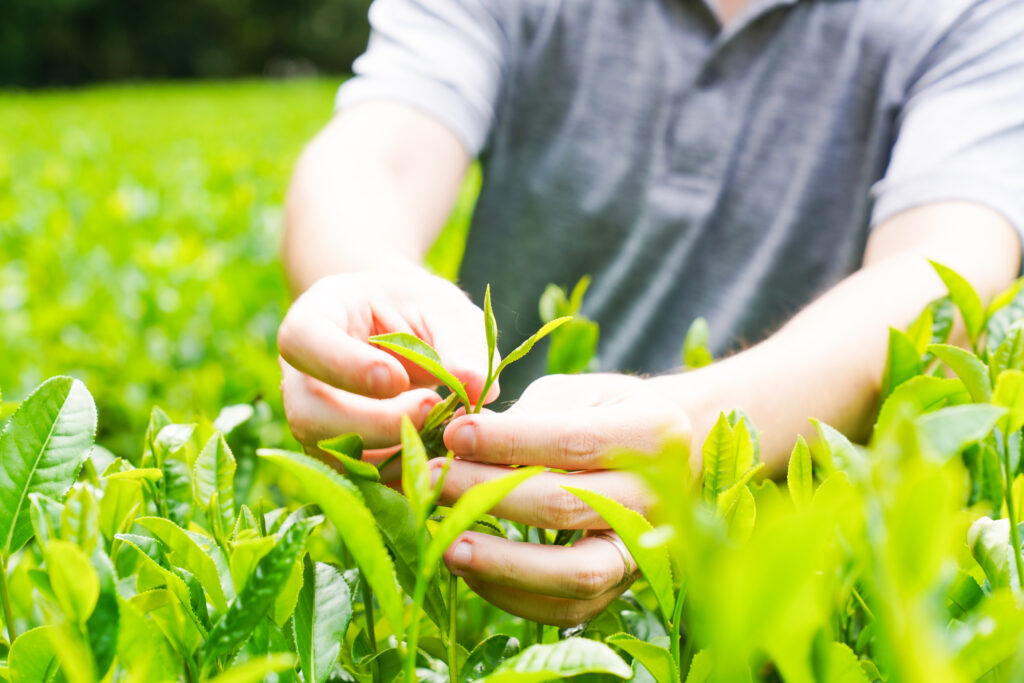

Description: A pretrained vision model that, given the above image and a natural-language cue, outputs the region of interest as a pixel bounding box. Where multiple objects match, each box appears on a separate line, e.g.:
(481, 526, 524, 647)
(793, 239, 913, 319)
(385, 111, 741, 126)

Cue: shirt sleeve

(336, 0, 511, 156)
(869, 0, 1024, 242)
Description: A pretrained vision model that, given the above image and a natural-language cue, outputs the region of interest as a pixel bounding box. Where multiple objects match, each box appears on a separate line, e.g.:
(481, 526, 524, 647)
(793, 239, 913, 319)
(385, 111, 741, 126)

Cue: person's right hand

(277, 268, 497, 460)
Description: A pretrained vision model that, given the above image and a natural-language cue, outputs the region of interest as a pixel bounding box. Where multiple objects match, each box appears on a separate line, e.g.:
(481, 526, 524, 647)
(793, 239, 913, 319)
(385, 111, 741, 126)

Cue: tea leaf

(476, 638, 631, 682)
(206, 654, 296, 683)
(880, 328, 923, 402)
(787, 436, 814, 508)
(916, 405, 1006, 462)
(906, 306, 934, 355)
(421, 467, 542, 583)
(683, 318, 713, 370)
(135, 516, 230, 613)
(461, 635, 520, 683)
(45, 541, 99, 625)
(60, 485, 99, 556)
(875, 376, 969, 436)
(194, 433, 236, 538)
(401, 415, 433, 525)
(257, 448, 405, 639)
(547, 318, 599, 375)
(702, 413, 735, 502)
(484, 284, 498, 380)
(990, 321, 1024, 384)
(353, 479, 448, 630)
(931, 261, 985, 344)
(821, 642, 870, 683)
(369, 332, 471, 408)
(0, 377, 97, 555)
(8, 625, 60, 683)
(993, 369, 1024, 433)
(203, 518, 316, 668)
(606, 633, 678, 683)
(968, 516, 1020, 591)
(294, 556, 351, 683)
(318, 433, 379, 482)
(494, 317, 572, 377)
(928, 344, 992, 403)
(564, 487, 675, 628)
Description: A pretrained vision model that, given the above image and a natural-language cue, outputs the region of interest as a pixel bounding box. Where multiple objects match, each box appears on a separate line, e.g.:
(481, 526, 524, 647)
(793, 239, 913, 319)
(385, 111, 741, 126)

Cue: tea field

(3, 80, 1024, 683)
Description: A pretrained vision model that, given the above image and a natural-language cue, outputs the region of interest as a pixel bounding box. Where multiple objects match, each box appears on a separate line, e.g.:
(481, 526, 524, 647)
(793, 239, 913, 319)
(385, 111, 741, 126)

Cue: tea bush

(5, 81, 1024, 682)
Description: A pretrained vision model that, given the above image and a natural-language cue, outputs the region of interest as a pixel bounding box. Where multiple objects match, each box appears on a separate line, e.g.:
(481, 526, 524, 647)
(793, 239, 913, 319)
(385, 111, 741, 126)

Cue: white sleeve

(336, 0, 511, 155)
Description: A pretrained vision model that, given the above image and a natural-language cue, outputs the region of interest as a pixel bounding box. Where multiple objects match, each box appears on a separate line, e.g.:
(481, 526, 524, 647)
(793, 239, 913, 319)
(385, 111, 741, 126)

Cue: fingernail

(368, 365, 391, 395)
(451, 424, 477, 454)
(451, 541, 472, 570)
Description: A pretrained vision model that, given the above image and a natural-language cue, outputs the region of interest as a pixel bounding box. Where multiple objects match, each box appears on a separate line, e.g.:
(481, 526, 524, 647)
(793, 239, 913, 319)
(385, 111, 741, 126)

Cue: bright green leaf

(135, 516, 230, 613)
(931, 261, 985, 344)
(294, 556, 351, 683)
(916, 404, 1006, 462)
(880, 328, 924, 402)
(928, 344, 992, 403)
(317, 433, 379, 482)
(702, 413, 735, 502)
(401, 415, 433, 525)
(494, 317, 572, 377)
(45, 540, 99, 625)
(607, 633, 678, 683)
(787, 436, 814, 508)
(476, 638, 631, 682)
(369, 333, 471, 408)
(0, 377, 97, 555)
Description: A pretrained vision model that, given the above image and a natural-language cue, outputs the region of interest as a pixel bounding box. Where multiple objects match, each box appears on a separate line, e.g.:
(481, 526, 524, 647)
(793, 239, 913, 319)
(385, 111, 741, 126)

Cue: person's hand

(277, 268, 497, 459)
(435, 373, 690, 626)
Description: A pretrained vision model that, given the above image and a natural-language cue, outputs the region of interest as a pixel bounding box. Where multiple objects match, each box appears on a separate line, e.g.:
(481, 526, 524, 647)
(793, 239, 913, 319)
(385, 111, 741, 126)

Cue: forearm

(650, 203, 1021, 472)
(283, 103, 469, 295)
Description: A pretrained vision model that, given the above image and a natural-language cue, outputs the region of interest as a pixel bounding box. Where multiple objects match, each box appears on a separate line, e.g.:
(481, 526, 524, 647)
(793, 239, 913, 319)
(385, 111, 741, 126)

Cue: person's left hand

(434, 373, 691, 626)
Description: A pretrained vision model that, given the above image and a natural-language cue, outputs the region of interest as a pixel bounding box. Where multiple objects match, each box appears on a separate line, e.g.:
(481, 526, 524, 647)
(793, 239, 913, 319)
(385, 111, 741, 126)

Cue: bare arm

(651, 201, 1022, 470)
(283, 101, 470, 294)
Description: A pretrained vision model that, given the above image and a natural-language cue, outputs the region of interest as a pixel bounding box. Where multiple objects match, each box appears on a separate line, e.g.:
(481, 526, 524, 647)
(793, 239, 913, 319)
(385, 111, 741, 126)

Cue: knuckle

(557, 422, 598, 465)
(542, 489, 589, 528)
(568, 566, 613, 600)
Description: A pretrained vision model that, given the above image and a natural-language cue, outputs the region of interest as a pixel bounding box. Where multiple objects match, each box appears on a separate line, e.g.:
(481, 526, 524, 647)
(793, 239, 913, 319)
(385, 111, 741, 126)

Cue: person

(277, 0, 1024, 626)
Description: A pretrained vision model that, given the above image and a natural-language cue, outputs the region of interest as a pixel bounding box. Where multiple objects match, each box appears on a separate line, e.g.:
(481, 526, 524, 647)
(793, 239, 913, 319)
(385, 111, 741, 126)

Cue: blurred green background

(0, 79, 477, 455)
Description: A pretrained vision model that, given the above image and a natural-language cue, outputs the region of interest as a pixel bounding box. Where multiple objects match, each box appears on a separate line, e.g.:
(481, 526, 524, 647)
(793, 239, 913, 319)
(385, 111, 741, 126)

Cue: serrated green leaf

(476, 638, 631, 682)
(702, 413, 735, 502)
(906, 305, 934, 355)
(203, 519, 316, 669)
(422, 468, 541, 584)
(60, 484, 99, 555)
(787, 436, 813, 508)
(29, 493, 63, 547)
(810, 419, 864, 476)
(928, 344, 992, 403)
(135, 516, 230, 613)
(194, 433, 236, 538)
(931, 261, 985, 344)
(272, 558, 304, 627)
(104, 468, 163, 482)
(564, 487, 675, 628)
(721, 485, 756, 542)
(821, 642, 870, 683)
(947, 569, 984, 619)
(294, 557, 351, 683)
(494, 317, 572, 377)
(257, 448, 405, 640)
(353, 479, 448, 630)
(606, 633, 678, 683)
(369, 333, 471, 408)
(317, 433, 378, 481)
(0, 377, 97, 555)
(875, 376, 969, 437)
(461, 635, 520, 683)
(717, 463, 765, 519)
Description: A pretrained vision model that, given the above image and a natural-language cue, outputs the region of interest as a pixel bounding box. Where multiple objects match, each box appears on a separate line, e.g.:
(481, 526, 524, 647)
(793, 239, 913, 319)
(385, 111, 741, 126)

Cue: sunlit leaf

(787, 436, 814, 508)
(928, 344, 992, 403)
(607, 633, 678, 683)
(369, 332, 471, 408)
(294, 556, 351, 683)
(475, 638, 631, 682)
(494, 317, 572, 377)
(931, 261, 985, 344)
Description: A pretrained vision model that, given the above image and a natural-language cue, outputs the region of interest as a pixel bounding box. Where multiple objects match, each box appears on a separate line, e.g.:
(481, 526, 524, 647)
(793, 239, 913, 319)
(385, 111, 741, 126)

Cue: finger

(443, 405, 673, 469)
(278, 302, 410, 398)
(281, 359, 439, 449)
(432, 460, 649, 529)
(462, 577, 623, 628)
(444, 531, 631, 600)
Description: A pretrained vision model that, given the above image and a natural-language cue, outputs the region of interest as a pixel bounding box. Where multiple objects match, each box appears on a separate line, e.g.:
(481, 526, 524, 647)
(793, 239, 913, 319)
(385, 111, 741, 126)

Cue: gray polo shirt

(338, 0, 1024, 398)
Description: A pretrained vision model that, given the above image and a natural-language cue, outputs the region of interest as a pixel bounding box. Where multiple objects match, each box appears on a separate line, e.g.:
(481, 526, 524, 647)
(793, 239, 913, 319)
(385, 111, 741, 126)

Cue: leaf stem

(361, 574, 381, 683)
(1002, 433, 1024, 590)
(0, 555, 15, 642)
(669, 582, 686, 678)
(448, 573, 459, 683)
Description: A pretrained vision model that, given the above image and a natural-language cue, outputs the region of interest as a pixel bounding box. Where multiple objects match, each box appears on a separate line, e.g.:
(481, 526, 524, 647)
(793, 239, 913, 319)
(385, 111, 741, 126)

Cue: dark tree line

(1, 0, 372, 87)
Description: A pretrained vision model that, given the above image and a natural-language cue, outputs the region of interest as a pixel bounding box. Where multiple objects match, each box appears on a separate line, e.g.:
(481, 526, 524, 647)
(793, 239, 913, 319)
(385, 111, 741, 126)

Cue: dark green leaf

(294, 556, 351, 683)
(203, 519, 316, 669)
(317, 433, 379, 482)
(461, 635, 520, 683)
(257, 449, 406, 640)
